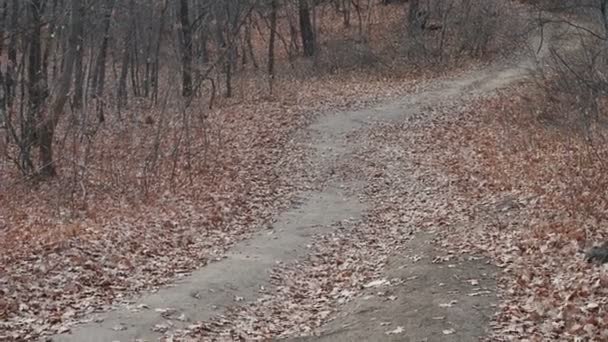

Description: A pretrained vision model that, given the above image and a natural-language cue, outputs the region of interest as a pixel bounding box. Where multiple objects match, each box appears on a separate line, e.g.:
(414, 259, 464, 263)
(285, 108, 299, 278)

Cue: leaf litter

(160, 70, 503, 341)
(1, 19, 594, 342)
(0, 69, 428, 340)
(158, 65, 608, 341)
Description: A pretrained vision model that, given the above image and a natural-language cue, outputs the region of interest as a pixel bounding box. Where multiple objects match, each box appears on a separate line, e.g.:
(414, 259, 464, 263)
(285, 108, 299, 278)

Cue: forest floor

(3, 7, 606, 342)
(47, 19, 556, 342)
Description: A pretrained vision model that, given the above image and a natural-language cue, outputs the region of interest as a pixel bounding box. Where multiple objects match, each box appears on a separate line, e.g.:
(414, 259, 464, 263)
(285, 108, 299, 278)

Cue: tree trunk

(117, 41, 130, 111)
(117, 0, 135, 111)
(196, 0, 210, 64)
(6, 0, 17, 109)
(152, 1, 168, 103)
(38, 0, 82, 177)
(602, 0, 608, 36)
(408, 0, 421, 35)
(299, 0, 315, 57)
(0, 0, 6, 128)
(72, 0, 86, 111)
(268, 0, 277, 92)
(225, 52, 233, 98)
(244, 20, 258, 69)
(178, 0, 193, 97)
(92, 0, 115, 100)
(26, 0, 46, 174)
(129, 35, 141, 97)
(27, 0, 45, 118)
(342, 0, 350, 28)
(200, 30, 210, 64)
(42, 0, 59, 88)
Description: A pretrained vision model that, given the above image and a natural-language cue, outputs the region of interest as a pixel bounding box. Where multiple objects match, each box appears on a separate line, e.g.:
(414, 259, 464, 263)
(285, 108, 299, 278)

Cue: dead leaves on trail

(183, 81, 608, 341)
(0, 74, 421, 340)
(4, 49, 603, 342)
(414, 88, 608, 341)
(166, 79, 474, 341)
(169, 217, 409, 340)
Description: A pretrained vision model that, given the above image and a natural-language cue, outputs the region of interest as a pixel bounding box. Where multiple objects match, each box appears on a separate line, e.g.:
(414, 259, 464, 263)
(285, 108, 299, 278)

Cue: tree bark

(92, 0, 115, 100)
(299, 0, 315, 57)
(268, 0, 278, 92)
(601, 0, 608, 36)
(6, 0, 17, 108)
(72, 0, 86, 111)
(152, 1, 168, 103)
(408, 0, 421, 35)
(38, 0, 82, 177)
(0, 0, 6, 128)
(42, 0, 58, 87)
(26, 0, 46, 174)
(195, 0, 210, 64)
(117, 0, 135, 111)
(342, 0, 351, 28)
(178, 0, 193, 97)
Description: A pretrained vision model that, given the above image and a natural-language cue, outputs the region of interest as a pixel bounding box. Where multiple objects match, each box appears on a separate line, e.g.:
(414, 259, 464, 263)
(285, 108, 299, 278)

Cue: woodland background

(2, 0, 608, 340)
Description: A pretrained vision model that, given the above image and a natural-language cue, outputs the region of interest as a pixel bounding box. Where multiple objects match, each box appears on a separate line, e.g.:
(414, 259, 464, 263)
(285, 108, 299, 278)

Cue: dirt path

(53, 186, 365, 342)
(290, 233, 498, 342)
(51, 17, 558, 342)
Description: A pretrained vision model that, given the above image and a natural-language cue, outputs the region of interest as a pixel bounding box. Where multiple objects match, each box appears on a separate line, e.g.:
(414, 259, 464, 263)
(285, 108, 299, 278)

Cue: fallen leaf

(439, 300, 458, 308)
(112, 324, 126, 331)
(385, 326, 404, 335)
(364, 279, 390, 288)
(443, 328, 456, 335)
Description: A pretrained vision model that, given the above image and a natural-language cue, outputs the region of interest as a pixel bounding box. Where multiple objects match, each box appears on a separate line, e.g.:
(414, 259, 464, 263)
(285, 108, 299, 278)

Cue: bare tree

(72, 0, 86, 111)
(25, 0, 46, 174)
(408, 0, 422, 34)
(0, 0, 6, 132)
(117, 0, 136, 111)
(178, 0, 193, 97)
(0, 0, 513, 182)
(268, 0, 278, 92)
(601, 0, 608, 35)
(36, 0, 82, 176)
(299, 0, 315, 56)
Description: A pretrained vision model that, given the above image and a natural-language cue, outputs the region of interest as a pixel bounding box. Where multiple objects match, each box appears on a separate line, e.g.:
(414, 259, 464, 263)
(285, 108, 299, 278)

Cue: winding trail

(52, 15, 561, 342)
